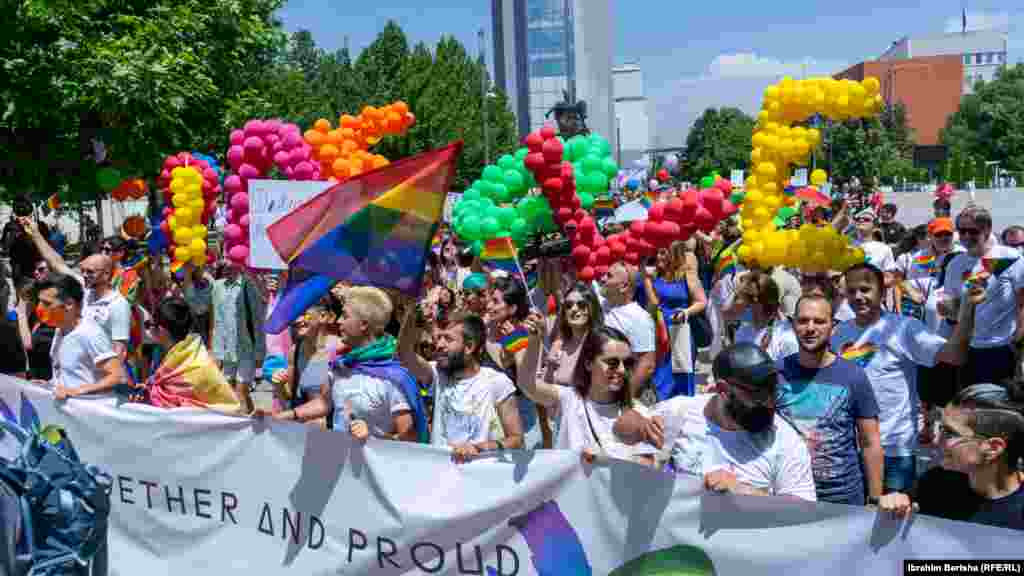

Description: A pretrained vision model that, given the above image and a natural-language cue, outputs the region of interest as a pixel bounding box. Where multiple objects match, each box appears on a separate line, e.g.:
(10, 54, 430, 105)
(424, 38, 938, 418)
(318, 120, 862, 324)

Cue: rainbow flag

(481, 237, 520, 274)
(144, 334, 242, 413)
(431, 231, 443, 255)
(963, 270, 989, 289)
(264, 142, 462, 334)
(593, 197, 616, 219)
(839, 342, 877, 368)
(502, 327, 530, 354)
(713, 240, 741, 279)
(982, 257, 1018, 277)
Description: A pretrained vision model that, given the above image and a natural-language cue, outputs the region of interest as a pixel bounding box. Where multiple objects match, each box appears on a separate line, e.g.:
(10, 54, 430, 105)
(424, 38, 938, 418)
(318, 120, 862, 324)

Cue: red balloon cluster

(156, 152, 220, 263)
(521, 125, 738, 283)
(657, 168, 670, 183)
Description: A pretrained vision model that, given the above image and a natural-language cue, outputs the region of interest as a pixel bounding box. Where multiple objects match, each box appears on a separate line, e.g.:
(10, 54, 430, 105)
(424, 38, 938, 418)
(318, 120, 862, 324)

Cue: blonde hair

(345, 286, 393, 336)
(668, 241, 694, 282)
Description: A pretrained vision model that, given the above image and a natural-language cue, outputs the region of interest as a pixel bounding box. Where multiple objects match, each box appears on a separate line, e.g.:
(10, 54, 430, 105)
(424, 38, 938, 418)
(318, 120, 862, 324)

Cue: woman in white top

(519, 316, 657, 466)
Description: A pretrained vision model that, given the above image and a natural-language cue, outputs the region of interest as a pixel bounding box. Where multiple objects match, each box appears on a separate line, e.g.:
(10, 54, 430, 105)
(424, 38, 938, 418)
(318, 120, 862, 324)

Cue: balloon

(504, 170, 525, 193)
(699, 176, 715, 189)
(224, 224, 243, 242)
(810, 168, 827, 187)
(482, 165, 503, 183)
(228, 244, 249, 264)
(174, 246, 192, 262)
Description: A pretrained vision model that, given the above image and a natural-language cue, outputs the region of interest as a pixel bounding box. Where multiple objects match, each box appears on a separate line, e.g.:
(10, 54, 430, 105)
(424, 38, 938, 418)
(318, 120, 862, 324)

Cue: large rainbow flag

(264, 142, 463, 334)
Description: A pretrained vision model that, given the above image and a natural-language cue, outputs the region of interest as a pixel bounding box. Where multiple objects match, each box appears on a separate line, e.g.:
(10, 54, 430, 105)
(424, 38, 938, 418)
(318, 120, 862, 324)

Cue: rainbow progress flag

(481, 237, 520, 274)
(982, 257, 1019, 277)
(502, 327, 530, 354)
(264, 142, 463, 334)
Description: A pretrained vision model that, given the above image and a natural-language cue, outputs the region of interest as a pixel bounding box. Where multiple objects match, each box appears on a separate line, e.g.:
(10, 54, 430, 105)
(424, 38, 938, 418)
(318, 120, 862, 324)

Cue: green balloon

(492, 183, 510, 203)
(589, 134, 611, 156)
(601, 157, 619, 179)
(514, 147, 529, 161)
(579, 192, 594, 210)
(573, 161, 585, 178)
(569, 137, 589, 162)
(510, 217, 528, 238)
(498, 154, 516, 171)
(590, 172, 609, 193)
(583, 154, 603, 174)
(471, 179, 484, 191)
(462, 215, 482, 241)
(700, 176, 715, 189)
(482, 165, 503, 183)
(498, 206, 517, 227)
(481, 216, 501, 238)
(96, 167, 121, 192)
(503, 170, 525, 193)
(730, 191, 745, 205)
(463, 188, 481, 202)
(470, 239, 484, 256)
(479, 197, 496, 212)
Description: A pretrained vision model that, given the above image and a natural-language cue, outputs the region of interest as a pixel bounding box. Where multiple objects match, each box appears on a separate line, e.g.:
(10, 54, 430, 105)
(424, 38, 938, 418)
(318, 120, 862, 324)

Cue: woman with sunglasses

(914, 381, 1024, 530)
(519, 315, 656, 466)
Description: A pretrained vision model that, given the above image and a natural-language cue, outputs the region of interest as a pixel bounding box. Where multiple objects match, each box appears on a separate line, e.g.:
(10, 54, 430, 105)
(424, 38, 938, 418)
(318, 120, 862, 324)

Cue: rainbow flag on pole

(502, 327, 530, 354)
(481, 237, 520, 274)
(264, 142, 463, 334)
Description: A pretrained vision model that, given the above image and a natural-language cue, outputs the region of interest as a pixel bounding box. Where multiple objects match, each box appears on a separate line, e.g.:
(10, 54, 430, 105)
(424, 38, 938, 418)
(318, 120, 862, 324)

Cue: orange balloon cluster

(111, 179, 147, 202)
(304, 102, 416, 181)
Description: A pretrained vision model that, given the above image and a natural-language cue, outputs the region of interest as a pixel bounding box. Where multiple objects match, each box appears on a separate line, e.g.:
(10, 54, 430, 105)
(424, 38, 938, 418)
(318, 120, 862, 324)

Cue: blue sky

(278, 1, 1021, 146)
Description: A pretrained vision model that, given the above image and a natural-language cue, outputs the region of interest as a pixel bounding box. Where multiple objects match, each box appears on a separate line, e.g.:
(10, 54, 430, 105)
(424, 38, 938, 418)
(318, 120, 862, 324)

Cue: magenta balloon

(230, 192, 249, 213)
(229, 130, 245, 146)
(228, 244, 249, 264)
(202, 167, 217, 182)
(224, 224, 242, 242)
(226, 145, 244, 171)
(283, 131, 303, 149)
(285, 166, 295, 179)
(224, 175, 242, 193)
(226, 208, 236, 223)
(239, 214, 250, 228)
(264, 119, 281, 134)
(273, 150, 290, 168)
(243, 120, 261, 136)
(293, 161, 314, 180)
(238, 163, 260, 181)
(288, 147, 305, 166)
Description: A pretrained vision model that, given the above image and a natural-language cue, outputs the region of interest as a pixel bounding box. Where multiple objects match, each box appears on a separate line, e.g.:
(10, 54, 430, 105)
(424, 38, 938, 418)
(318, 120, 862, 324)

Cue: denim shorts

(884, 455, 917, 493)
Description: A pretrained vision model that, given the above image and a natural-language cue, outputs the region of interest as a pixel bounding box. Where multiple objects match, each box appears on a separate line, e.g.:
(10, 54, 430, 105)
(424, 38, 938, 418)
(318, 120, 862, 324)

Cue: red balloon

(630, 221, 646, 237)
(159, 221, 170, 236)
(542, 138, 564, 163)
(568, 195, 581, 211)
(577, 266, 595, 283)
(557, 207, 573, 224)
(637, 239, 656, 256)
(721, 200, 738, 217)
(526, 132, 544, 152)
(572, 244, 591, 268)
(701, 188, 725, 219)
(560, 162, 575, 180)
(540, 125, 557, 140)
(610, 241, 627, 260)
(596, 245, 611, 265)
(564, 219, 579, 234)
(695, 205, 715, 233)
(648, 202, 665, 223)
(665, 198, 684, 223)
(588, 252, 600, 267)
(578, 216, 596, 237)
(625, 252, 640, 265)
(543, 177, 564, 195)
(657, 168, 670, 182)
(663, 221, 680, 240)
(525, 152, 546, 173)
(164, 157, 182, 170)
(595, 265, 609, 278)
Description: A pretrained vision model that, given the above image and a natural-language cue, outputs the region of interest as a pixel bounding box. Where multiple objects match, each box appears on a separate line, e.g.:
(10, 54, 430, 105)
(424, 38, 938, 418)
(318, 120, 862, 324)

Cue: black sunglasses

(957, 227, 982, 236)
(564, 299, 588, 311)
(599, 356, 636, 371)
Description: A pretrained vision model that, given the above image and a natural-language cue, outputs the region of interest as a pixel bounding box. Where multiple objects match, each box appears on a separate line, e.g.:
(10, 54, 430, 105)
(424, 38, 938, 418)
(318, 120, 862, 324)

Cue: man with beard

(834, 263, 982, 494)
(21, 217, 131, 360)
(398, 308, 523, 462)
(614, 343, 816, 501)
(777, 296, 902, 511)
(942, 206, 1024, 386)
(597, 262, 656, 398)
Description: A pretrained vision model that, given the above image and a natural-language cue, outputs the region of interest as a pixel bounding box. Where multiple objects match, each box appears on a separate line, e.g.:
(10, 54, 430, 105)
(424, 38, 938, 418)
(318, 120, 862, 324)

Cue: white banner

(730, 170, 744, 188)
(1, 376, 1021, 575)
(247, 180, 334, 270)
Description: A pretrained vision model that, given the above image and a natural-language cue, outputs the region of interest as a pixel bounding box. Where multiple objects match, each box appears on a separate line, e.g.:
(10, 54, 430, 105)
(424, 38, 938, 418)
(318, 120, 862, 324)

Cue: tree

(681, 108, 755, 181)
(941, 64, 1024, 182)
(0, 0, 288, 206)
(286, 30, 322, 82)
(822, 102, 915, 185)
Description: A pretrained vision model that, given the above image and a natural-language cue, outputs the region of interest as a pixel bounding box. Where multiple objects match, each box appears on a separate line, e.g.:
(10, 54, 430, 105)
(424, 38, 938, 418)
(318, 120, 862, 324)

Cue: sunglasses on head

(599, 356, 636, 371)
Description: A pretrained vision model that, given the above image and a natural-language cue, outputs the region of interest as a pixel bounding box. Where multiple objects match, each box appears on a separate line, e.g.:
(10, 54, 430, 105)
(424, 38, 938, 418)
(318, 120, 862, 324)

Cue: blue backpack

(0, 418, 111, 576)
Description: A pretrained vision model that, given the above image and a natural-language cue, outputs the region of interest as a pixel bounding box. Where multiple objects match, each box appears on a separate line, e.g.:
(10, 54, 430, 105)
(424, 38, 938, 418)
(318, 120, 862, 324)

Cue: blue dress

(636, 276, 695, 400)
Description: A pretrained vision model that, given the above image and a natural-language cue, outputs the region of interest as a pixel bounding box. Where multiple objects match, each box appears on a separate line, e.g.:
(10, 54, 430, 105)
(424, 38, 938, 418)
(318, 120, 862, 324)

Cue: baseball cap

(853, 208, 877, 223)
(928, 217, 954, 236)
(713, 343, 778, 395)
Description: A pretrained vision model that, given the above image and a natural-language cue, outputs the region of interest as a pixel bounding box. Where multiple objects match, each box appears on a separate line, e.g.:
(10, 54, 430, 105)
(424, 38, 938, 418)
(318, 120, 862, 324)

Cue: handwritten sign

(248, 179, 333, 270)
(730, 170, 744, 188)
(791, 168, 808, 188)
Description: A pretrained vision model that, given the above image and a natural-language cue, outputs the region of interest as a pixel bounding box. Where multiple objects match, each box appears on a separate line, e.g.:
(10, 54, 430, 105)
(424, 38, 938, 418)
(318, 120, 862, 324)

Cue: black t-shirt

(880, 221, 906, 247)
(29, 323, 55, 380)
(0, 320, 26, 376)
(916, 467, 1024, 531)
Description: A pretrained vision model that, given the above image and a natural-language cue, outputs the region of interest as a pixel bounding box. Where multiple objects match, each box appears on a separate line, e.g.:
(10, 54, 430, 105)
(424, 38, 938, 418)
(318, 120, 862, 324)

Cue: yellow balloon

(745, 189, 763, 205)
(742, 218, 755, 230)
(173, 227, 193, 245)
(168, 216, 178, 230)
(737, 245, 751, 262)
(192, 224, 209, 239)
(176, 207, 193, 224)
(810, 169, 827, 187)
(169, 179, 186, 195)
(171, 193, 187, 208)
(184, 183, 202, 198)
(189, 199, 204, 214)
(764, 195, 781, 212)
(174, 246, 191, 262)
(863, 76, 880, 96)
(171, 167, 187, 179)
(757, 162, 777, 179)
(191, 253, 208, 267)
(190, 238, 207, 255)
(762, 182, 778, 196)
(763, 85, 780, 102)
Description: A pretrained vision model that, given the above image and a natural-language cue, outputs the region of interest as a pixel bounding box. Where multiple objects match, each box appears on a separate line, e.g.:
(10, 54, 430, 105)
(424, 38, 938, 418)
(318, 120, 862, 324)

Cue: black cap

(713, 343, 778, 391)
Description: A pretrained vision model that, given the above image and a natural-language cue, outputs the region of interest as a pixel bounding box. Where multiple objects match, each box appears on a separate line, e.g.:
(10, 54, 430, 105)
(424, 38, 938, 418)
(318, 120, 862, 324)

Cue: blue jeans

(884, 455, 916, 493)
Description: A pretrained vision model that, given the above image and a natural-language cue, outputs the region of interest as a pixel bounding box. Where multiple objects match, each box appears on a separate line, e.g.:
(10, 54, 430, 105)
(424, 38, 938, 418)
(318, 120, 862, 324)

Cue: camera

(518, 236, 572, 262)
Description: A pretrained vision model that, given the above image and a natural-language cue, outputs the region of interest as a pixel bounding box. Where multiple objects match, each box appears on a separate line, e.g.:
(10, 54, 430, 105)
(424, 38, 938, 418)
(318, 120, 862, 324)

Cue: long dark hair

(571, 326, 633, 408)
(557, 282, 603, 342)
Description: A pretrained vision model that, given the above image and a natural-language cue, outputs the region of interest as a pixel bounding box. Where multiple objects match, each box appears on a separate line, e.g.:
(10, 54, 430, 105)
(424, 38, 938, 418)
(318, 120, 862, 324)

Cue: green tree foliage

(941, 64, 1024, 183)
(1, 0, 288, 205)
(681, 108, 755, 181)
(822, 102, 915, 185)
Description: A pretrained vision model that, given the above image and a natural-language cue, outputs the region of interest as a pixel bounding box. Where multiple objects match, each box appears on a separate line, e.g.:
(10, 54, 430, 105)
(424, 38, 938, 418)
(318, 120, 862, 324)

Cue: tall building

(879, 29, 1008, 94)
(612, 62, 650, 167)
(491, 0, 615, 150)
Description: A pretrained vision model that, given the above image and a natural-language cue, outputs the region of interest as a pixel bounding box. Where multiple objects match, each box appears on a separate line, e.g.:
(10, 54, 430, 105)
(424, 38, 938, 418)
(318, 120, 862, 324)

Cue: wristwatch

(866, 495, 880, 506)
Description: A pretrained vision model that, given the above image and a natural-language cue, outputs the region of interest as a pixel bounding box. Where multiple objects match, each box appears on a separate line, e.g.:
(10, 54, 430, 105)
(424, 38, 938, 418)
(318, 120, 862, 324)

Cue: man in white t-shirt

(21, 218, 131, 358)
(833, 263, 981, 493)
(942, 206, 1024, 386)
(36, 274, 125, 399)
(851, 209, 896, 273)
(399, 309, 523, 461)
(596, 262, 656, 398)
(615, 343, 817, 501)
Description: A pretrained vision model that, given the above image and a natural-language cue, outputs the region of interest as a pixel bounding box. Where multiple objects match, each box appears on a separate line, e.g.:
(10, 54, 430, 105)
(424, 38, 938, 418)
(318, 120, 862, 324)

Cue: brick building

(835, 55, 963, 170)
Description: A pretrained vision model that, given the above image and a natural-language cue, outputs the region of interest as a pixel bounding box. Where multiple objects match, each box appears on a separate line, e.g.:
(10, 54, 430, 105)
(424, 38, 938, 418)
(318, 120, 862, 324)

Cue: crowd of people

(0, 182, 1022, 534)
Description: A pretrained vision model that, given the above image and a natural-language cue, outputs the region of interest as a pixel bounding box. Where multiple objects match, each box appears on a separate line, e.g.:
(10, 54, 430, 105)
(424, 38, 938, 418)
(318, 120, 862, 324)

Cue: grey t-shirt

(329, 366, 411, 438)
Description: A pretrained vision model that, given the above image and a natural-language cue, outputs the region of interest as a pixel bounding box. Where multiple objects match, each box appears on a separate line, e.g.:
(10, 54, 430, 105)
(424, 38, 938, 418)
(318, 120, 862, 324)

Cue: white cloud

(944, 11, 1010, 33)
(648, 53, 850, 148)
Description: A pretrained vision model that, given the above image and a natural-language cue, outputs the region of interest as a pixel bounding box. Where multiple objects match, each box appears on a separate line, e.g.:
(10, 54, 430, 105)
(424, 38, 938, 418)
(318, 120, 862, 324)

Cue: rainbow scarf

(144, 334, 242, 413)
(982, 257, 1018, 277)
